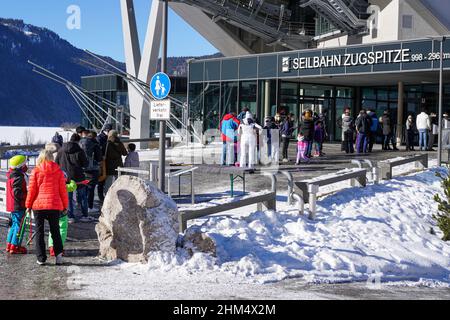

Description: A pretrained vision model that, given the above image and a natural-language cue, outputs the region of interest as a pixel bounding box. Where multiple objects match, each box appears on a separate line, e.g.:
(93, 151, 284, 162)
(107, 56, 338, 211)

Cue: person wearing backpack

(55, 133, 89, 223)
(355, 109, 372, 153)
(79, 130, 102, 214)
(5, 155, 28, 254)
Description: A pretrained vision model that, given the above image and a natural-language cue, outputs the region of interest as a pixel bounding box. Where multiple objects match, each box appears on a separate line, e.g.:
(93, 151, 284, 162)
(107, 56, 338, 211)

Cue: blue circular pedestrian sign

(150, 72, 171, 100)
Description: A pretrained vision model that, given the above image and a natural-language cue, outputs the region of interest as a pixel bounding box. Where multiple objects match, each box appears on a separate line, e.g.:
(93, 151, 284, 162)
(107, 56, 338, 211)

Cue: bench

(351, 159, 377, 182)
(442, 145, 450, 163)
(295, 168, 367, 220)
(178, 191, 276, 233)
(194, 165, 257, 197)
(377, 154, 428, 180)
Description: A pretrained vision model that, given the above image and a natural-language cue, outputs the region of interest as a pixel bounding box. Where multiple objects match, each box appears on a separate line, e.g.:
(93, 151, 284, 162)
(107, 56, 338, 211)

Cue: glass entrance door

(299, 98, 334, 141)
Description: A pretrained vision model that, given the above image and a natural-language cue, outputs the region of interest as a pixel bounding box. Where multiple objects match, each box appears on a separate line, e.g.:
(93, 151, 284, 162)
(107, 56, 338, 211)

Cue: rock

(96, 175, 179, 262)
(183, 225, 216, 257)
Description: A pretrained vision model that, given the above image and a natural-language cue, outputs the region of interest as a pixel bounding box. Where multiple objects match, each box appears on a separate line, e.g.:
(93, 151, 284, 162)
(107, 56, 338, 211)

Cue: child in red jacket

(5, 155, 28, 254)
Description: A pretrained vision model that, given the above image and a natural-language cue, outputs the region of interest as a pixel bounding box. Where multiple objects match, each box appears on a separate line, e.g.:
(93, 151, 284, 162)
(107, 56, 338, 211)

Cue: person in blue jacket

(368, 109, 379, 152)
(220, 112, 240, 165)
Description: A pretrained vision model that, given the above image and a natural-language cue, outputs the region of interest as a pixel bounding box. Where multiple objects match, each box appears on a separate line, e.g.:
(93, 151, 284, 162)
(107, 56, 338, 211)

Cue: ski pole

(28, 211, 33, 245)
(26, 232, 36, 246)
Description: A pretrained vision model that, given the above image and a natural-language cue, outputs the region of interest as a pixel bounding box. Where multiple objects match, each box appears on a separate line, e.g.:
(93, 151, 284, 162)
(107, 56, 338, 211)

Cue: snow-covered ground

(0, 126, 70, 145)
(76, 165, 450, 299)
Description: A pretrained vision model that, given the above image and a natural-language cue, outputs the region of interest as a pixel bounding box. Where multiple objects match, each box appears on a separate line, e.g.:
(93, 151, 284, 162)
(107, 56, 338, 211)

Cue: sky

(0, 0, 218, 62)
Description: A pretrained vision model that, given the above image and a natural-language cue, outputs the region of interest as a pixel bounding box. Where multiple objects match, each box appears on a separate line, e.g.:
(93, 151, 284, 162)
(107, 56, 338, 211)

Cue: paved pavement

(0, 143, 447, 300)
(170, 142, 438, 201)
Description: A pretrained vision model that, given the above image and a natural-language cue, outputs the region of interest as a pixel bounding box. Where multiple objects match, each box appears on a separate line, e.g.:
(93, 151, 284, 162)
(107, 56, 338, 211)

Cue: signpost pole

(438, 38, 445, 166)
(158, 0, 168, 192)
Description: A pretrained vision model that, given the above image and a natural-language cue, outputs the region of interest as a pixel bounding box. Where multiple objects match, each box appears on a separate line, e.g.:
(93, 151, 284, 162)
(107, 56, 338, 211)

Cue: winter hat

(103, 124, 113, 132)
(10, 155, 27, 169)
(245, 111, 253, 120)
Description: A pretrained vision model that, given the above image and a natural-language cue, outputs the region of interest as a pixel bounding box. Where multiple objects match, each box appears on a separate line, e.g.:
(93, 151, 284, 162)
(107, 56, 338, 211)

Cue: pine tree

(433, 169, 450, 241)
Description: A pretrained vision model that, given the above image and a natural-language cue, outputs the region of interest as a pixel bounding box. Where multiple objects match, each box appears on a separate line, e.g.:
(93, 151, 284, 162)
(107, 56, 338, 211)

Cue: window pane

(336, 87, 353, 98)
(204, 82, 221, 131)
(239, 57, 257, 79)
(205, 61, 221, 82)
(222, 59, 239, 80)
(258, 55, 278, 78)
(189, 83, 203, 122)
(239, 81, 258, 117)
(221, 82, 238, 117)
(189, 62, 204, 82)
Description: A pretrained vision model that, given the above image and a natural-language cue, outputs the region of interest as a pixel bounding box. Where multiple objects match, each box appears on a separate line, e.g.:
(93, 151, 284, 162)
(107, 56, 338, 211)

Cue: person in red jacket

(5, 155, 28, 254)
(26, 149, 69, 265)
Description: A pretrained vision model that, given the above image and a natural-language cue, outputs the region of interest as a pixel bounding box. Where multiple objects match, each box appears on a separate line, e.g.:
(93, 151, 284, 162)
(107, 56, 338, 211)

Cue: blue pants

(6, 210, 25, 246)
(68, 185, 88, 218)
(419, 129, 428, 150)
(306, 139, 313, 157)
(356, 133, 369, 153)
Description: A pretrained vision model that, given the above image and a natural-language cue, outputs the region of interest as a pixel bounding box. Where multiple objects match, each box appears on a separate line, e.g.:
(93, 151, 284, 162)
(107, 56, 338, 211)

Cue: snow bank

(147, 167, 450, 285)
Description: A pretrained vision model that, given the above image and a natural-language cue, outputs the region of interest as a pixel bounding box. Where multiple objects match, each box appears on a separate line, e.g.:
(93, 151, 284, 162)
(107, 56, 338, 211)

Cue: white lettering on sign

(150, 100, 171, 120)
(282, 48, 412, 72)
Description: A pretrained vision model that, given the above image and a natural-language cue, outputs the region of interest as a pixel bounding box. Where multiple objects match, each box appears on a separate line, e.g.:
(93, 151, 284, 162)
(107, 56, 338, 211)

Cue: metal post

(438, 39, 444, 166)
(158, 0, 168, 191)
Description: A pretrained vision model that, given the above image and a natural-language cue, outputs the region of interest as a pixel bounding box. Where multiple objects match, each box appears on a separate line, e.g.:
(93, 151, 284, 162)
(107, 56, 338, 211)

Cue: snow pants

(296, 141, 309, 163)
(240, 135, 257, 169)
(6, 210, 25, 246)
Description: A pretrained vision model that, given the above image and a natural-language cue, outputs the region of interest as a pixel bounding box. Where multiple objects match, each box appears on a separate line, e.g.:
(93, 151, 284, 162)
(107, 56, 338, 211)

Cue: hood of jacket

(62, 141, 83, 154)
(35, 161, 62, 175)
(222, 113, 236, 121)
(80, 137, 98, 150)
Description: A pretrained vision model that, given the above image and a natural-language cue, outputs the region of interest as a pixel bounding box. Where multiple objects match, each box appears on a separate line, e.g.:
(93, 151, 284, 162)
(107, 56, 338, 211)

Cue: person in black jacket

(300, 110, 315, 158)
(96, 123, 113, 204)
(55, 133, 89, 222)
(380, 110, 399, 150)
(355, 109, 372, 153)
(280, 114, 295, 162)
(80, 130, 102, 215)
(104, 130, 128, 194)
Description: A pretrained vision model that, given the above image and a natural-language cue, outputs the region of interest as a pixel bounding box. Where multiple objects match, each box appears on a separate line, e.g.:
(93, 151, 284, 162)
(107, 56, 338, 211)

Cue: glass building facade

(188, 38, 450, 141)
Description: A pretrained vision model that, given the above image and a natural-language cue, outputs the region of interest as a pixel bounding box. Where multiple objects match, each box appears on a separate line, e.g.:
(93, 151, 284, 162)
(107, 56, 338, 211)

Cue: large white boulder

(96, 175, 179, 262)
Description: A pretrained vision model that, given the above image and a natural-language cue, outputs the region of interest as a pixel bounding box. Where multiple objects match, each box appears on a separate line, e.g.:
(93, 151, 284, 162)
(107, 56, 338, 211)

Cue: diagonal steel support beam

(120, 0, 163, 148)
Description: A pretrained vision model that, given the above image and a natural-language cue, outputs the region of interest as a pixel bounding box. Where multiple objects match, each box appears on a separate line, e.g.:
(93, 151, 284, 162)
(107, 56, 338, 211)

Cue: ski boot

(9, 245, 27, 254)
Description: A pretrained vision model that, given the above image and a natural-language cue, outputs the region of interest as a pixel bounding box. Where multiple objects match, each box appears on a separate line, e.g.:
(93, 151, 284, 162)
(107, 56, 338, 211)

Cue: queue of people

(219, 108, 328, 168)
(4, 124, 134, 266)
(220, 105, 446, 170)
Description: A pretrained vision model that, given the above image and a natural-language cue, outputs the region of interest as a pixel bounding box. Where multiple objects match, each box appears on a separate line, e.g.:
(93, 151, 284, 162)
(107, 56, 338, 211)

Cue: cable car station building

(188, 37, 450, 141)
(119, 0, 450, 143)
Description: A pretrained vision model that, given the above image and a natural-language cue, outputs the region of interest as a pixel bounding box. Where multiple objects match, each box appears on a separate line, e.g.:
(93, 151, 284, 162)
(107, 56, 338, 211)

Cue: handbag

(98, 142, 109, 182)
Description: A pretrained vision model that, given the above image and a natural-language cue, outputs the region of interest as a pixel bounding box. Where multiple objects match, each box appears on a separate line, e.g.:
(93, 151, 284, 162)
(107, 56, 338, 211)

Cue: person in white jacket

(415, 108, 431, 151)
(238, 112, 262, 170)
